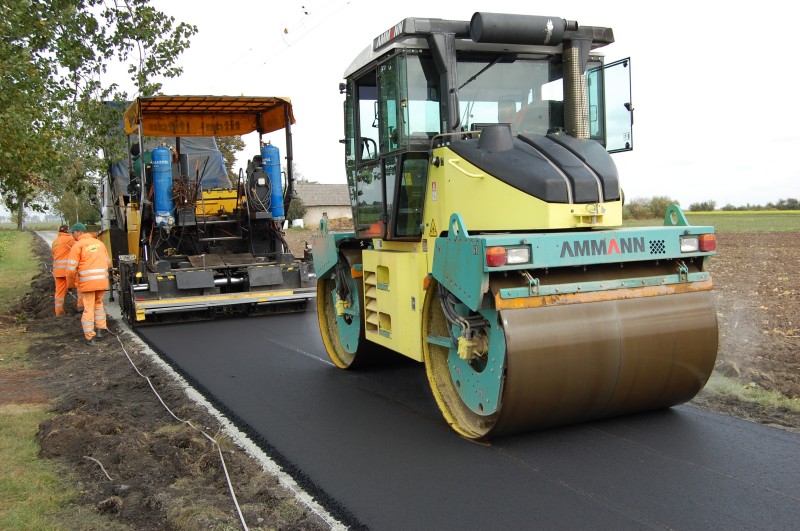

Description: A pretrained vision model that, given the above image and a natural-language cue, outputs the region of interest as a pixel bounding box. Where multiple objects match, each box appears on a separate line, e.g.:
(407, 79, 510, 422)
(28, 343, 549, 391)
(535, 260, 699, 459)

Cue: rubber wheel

(317, 271, 391, 369)
(422, 281, 502, 439)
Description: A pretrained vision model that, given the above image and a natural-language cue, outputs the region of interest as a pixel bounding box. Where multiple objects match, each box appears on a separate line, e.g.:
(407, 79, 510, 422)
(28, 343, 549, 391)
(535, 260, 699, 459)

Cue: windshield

(456, 55, 565, 136)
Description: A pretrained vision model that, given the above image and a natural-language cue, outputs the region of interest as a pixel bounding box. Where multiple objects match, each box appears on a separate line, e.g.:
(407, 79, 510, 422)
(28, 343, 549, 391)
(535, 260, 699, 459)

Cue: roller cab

(313, 13, 718, 439)
(102, 96, 316, 324)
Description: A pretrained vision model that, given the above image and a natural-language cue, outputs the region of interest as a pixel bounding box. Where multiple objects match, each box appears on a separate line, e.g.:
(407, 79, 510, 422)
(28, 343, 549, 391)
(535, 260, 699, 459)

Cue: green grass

(703, 374, 800, 413)
(0, 222, 60, 231)
(0, 404, 75, 529)
(0, 230, 88, 529)
(0, 231, 38, 314)
(625, 211, 800, 232)
(0, 231, 34, 370)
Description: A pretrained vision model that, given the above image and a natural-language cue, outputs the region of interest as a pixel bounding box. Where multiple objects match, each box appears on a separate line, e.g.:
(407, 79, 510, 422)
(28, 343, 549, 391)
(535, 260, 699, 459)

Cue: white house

(293, 182, 352, 228)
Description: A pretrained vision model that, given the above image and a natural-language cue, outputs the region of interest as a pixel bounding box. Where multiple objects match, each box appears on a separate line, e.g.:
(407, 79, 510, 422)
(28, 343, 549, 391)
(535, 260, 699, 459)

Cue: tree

(649, 196, 680, 218)
(0, 0, 197, 229)
(216, 136, 246, 183)
(287, 196, 307, 223)
(689, 200, 716, 212)
(774, 198, 799, 210)
(623, 196, 681, 220)
(52, 190, 100, 226)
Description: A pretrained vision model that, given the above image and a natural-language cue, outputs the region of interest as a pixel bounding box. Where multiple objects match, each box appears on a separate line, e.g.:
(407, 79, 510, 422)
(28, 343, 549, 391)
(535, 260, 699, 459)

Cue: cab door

(588, 58, 633, 153)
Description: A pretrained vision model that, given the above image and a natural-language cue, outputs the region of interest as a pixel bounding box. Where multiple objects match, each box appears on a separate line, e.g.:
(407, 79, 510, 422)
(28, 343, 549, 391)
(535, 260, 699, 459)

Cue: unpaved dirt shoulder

(3, 235, 329, 530)
(690, 231, 800, 431)
(710, 232, 799, 397)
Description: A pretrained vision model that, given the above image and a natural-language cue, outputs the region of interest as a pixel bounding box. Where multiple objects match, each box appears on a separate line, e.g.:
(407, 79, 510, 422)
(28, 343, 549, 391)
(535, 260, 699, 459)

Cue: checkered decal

(649, 240, 666, 254)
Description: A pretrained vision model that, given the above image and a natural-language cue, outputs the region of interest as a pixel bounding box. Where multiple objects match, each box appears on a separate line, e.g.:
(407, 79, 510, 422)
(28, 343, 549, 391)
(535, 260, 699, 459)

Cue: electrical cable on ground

(105, 325, 250, 531)
(83, 456, 113, 481)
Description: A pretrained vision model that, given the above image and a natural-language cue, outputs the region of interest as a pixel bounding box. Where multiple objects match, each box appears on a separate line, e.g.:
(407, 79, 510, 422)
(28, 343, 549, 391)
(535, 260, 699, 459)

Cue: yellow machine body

(354, 142, 626, 362)
(194, 188, 239, 217)
(421, 148, 624, 236)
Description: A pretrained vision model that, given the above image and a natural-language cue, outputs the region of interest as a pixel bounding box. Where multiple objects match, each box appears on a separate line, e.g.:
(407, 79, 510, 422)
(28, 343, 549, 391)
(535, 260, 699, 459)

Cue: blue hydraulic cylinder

(152, 145, 174, 227)
(261, 142, 284, 219)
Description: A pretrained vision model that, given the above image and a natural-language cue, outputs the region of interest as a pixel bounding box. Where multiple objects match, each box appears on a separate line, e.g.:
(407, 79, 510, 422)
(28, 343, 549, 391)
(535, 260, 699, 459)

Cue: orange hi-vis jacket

(66, 233, 111, 292)
(51, 232, 75, 278)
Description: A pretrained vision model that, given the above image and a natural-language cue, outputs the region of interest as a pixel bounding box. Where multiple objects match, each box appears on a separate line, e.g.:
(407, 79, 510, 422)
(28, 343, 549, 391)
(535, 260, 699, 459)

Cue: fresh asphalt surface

(137, 308, 800, 530)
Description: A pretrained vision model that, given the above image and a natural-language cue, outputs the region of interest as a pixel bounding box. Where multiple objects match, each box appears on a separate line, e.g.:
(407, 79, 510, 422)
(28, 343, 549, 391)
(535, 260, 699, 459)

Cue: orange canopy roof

(123, 95, 295, 136)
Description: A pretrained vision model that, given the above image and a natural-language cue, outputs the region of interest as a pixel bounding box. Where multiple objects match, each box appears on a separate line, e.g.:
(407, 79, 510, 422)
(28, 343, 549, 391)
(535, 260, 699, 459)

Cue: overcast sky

(122, 0, 797, 208)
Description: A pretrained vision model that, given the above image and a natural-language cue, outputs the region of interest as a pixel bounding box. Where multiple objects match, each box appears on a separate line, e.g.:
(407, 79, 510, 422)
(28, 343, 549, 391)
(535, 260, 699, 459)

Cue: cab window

(394, 155, 427, 238)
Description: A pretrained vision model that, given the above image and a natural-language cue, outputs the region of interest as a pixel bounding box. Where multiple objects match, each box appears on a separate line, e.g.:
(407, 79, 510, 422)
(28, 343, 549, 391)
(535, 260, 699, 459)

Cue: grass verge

(0, 231, 37, 314)
(0, 230, 83, 529)
(0, 404, 67, 529)
(703, 374, 800, 413)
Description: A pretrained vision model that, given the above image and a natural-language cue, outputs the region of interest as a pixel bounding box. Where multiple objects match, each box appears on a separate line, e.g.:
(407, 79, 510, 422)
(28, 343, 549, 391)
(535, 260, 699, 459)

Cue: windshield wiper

(458, 54, 506, 91)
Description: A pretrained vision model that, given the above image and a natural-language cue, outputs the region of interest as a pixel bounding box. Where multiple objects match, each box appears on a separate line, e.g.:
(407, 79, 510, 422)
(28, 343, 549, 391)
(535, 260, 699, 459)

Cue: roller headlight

(680, 236, 699, 253)
(506, 247, 531, 264)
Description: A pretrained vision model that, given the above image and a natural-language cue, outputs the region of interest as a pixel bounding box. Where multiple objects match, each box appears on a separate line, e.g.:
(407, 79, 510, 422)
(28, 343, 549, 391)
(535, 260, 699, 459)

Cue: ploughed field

(696, 231, 800, 424)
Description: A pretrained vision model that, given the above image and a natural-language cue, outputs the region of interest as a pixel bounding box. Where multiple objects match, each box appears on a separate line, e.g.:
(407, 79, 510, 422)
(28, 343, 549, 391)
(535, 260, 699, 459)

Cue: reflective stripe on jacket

(52, 232, 75, 278)
(66, 233, 111, 291)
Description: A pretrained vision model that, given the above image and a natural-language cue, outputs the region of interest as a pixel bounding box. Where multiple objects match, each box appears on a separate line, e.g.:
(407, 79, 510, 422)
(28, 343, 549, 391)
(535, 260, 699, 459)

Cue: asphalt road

(138, 308, 800, 530)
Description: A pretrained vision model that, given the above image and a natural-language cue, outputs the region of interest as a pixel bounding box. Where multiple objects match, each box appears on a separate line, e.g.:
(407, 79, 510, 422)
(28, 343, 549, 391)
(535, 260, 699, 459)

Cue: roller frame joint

(311, 217, 356, 280)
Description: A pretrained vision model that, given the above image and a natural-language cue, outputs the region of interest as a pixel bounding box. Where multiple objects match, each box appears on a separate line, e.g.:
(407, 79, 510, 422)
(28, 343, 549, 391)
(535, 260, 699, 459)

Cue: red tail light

(699, 234, 716, 252)
(485, 246, 506, 267)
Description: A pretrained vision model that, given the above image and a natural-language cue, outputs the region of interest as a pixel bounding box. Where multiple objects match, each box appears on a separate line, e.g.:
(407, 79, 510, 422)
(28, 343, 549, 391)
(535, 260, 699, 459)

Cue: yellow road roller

(313, 12, 718, 439)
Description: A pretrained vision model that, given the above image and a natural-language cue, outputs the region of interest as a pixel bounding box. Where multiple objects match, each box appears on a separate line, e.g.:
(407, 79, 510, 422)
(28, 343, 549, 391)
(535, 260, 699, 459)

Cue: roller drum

(424, 289, 718, 439)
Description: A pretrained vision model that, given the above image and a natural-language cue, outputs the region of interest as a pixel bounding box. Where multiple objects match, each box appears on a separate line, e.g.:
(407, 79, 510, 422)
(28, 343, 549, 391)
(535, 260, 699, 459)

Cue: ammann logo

(374, 21, 404, 49)
(560, 237, 645, 258)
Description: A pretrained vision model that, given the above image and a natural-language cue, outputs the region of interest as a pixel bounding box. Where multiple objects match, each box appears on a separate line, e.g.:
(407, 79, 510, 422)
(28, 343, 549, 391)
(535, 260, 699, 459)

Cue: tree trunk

(16, 199, 25, 231)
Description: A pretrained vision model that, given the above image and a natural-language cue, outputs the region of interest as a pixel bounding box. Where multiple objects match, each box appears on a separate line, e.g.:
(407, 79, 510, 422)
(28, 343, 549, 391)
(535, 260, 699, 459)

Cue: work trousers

(80, 290, 107, 340)
(54, 276, 68, 316)
(54, 277, 82, 316)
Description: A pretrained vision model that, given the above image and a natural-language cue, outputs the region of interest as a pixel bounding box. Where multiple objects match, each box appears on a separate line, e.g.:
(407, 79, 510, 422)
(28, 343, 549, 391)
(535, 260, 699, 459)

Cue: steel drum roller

(424, 288, 718, 439)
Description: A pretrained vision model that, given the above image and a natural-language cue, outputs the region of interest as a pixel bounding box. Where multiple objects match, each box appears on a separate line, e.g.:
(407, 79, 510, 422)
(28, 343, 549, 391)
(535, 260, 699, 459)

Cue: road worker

(51, 225, 75, 316)
(52, 226, 85, 314)
(66, 223, 111, 344)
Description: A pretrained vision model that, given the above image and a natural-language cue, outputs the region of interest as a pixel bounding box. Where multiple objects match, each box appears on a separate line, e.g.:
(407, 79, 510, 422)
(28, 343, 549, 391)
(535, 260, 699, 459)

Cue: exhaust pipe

(469, 12, 577, 46)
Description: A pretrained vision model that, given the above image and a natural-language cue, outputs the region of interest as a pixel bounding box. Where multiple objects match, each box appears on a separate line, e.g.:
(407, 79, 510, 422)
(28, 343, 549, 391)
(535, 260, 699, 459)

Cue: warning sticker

(432, 181, 437, 201)
(429, 219, 437, 237)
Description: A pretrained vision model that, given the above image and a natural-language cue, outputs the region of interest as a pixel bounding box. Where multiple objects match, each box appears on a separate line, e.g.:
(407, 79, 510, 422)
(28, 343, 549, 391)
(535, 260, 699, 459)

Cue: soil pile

(324, 218, 354, 231)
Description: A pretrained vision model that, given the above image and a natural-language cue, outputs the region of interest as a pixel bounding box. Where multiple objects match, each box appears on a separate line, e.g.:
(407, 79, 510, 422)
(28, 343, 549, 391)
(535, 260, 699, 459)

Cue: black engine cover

(448, 126, 620, 204)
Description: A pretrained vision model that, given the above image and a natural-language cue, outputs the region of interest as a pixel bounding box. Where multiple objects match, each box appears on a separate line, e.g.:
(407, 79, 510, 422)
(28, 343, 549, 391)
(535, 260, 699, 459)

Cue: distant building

(293, 183, 351, 228)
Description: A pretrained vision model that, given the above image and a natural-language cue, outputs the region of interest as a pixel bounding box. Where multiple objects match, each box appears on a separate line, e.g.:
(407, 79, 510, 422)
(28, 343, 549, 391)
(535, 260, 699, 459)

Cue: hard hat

(70, 223, 87, 232)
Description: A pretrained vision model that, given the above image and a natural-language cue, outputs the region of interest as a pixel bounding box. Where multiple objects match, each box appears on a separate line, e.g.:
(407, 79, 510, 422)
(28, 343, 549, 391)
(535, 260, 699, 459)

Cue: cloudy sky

(126, 0, 797, 208)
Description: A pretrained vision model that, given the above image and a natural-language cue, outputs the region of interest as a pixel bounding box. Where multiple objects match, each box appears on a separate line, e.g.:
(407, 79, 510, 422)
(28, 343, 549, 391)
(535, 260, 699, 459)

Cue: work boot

(87, 337, 96, 345)
(95, 328, 104, 338)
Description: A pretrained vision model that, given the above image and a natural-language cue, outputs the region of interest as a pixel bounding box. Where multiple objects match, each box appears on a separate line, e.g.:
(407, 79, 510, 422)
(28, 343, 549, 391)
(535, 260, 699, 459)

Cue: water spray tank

(261, 142, 284, 219)
(152, 145, 174, 227)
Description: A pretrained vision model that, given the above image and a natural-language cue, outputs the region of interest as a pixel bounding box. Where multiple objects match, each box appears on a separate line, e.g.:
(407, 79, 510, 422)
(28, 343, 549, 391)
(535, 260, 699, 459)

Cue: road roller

(312, 13, 718, 439)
